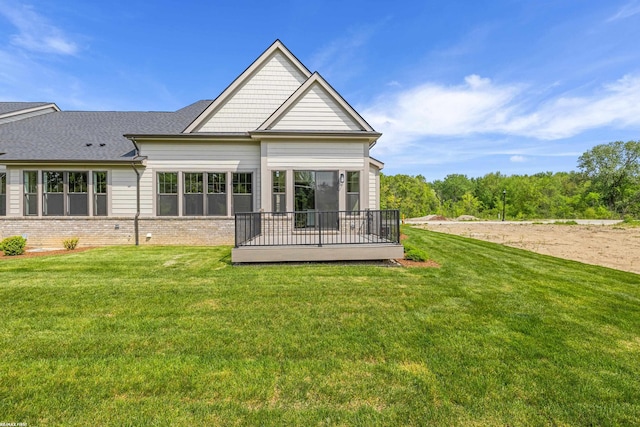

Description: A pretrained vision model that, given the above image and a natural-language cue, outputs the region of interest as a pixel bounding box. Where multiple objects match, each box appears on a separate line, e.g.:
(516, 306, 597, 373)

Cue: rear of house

(0, 40, 402, 261)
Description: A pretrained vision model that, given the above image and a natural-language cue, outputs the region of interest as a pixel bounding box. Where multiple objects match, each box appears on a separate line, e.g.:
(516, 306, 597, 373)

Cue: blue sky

(1, 0, 640, 180)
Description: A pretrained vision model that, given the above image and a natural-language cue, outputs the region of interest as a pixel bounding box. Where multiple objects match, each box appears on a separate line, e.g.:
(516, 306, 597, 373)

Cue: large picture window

(232, 172, 253, 214)
(24, 171, 38, 216)
(207, 172, 227, 216)
(157, 172, 178, 216)
(0, 173, 6, 216)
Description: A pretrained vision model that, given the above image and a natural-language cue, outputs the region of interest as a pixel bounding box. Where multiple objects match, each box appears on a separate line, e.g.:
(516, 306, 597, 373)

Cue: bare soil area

(414, 222, 640, 275)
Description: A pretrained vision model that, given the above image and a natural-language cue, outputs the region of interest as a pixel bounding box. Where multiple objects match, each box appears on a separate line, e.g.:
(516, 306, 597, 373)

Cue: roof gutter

(130, 137, 141, 246)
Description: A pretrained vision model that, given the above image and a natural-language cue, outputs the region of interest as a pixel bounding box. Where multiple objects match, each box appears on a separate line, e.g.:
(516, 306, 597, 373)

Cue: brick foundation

(0, 217, 235, 248)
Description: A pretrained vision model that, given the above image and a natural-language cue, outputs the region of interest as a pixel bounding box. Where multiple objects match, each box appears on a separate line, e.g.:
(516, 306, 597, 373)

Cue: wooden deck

(232, 209, 403, 263)
(232, 242, 404, 263)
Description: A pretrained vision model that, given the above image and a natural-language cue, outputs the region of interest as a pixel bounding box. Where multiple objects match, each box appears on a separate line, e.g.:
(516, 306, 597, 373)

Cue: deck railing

(235, 209, 400, 247)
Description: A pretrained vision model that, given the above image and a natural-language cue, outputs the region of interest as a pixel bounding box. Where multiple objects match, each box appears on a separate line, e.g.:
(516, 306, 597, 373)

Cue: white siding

(369, 164, 379, 210)
(198, 52, 307, 133)
(265, 141, 366, 169)
(8, 168, 21, 216)
(139, 168, 153, 216)
(141, 142, 260, 168)
(271, 84, 362, 131)
(140, 141, 262, 215)
(111, 168, 137, 215)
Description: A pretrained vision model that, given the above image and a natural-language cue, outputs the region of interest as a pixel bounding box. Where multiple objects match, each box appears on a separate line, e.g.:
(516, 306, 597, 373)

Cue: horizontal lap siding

(8, 168, 20, 215)
(111, 169, 137, 215)
(369, 164, 379, 209)
(266, 142, 365, 169)
(140, 142, 261, 214)
(272, 84, 361, 131)
(199, 52, 307, 132)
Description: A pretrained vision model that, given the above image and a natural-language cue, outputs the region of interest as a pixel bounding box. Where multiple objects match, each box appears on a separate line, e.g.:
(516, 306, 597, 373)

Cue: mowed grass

(1, 227, 639, 426)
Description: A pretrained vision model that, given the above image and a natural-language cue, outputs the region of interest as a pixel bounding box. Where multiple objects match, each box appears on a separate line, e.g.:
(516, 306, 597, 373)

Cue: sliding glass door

(294, 171, 339, 229)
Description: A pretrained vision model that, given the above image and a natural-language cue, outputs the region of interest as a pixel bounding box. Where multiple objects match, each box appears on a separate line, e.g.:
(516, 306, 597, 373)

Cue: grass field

(1, 227, 639, 426)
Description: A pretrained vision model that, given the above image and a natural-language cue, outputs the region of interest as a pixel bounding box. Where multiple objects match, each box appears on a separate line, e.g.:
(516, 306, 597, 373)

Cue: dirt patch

(395, 258, 441, 268)
(416, 222, 640, 275)
(0, 247, 95, 260)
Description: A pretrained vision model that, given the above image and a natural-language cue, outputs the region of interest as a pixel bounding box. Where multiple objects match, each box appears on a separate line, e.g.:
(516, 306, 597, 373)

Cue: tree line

(381, 140, 640, 220)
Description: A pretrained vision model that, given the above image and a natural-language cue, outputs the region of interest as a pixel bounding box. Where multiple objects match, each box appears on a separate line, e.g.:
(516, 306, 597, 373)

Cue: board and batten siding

(265, 141, 366, 169)
(198, 52, 307, 133)
(139, 142, 261, 215)
(271, 84, 361, 131)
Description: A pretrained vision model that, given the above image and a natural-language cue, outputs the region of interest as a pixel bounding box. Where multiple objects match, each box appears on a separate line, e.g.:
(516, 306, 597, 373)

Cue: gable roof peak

(258, 71, 376, 133)
(183, 40, 312, 133)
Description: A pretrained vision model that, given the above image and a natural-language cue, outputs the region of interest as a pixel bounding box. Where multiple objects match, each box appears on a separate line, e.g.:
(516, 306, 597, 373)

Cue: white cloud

(606, 0, 640, 22)
(363, 73, 640, 149)
(0, 2, 79, 55)
(510, 155, 526, 162)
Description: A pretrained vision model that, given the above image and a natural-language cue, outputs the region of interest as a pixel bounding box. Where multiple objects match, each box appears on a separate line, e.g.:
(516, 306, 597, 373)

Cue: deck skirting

(232, 243, 404, 263)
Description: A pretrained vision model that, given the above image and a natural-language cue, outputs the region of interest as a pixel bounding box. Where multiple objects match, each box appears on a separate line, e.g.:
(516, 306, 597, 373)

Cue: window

(346, 171, 360, 212)
(157, 172, 178, 216)
(24, 171, 38, 216)
(207, 172, 227, 216)
(93, 171, 108, 216)
(0, 173, 6, 216)
(68, 172, 88, 215)
(184, 172, 204, 216)
(272, 170, 286, 213)
(232, 172, 252, 214)
(43, 171, 64, 216)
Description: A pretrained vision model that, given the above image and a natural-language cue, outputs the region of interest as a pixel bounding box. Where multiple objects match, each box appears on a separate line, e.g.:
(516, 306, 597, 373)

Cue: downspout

(130, 137, 141, 246)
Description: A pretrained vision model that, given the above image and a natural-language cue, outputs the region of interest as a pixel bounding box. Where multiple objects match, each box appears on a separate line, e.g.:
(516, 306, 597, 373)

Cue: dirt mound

(425, 215, 448, 221)
(406, 214, 448, 222)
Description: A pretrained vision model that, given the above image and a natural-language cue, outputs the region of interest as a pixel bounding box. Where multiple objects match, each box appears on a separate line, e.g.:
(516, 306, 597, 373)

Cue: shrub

(63, 237, 79, 250)
(403, 242, 429, 262)
(2, 236, 27, 256)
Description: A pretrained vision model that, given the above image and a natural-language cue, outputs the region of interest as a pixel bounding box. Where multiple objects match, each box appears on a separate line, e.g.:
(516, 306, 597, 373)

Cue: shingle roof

(0, 102, 52, 116)
(0, 100, 212, 162)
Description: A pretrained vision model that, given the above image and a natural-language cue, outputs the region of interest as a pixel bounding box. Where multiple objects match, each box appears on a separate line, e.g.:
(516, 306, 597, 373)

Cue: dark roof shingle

(0, 100, 212, 162)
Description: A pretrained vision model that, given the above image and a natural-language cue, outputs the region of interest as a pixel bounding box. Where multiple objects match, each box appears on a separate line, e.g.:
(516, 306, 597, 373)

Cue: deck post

(318, 211, 322, 247)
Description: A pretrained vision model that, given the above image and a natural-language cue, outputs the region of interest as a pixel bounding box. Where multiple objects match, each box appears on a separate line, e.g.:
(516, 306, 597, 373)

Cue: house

(0, 40, 403, 262)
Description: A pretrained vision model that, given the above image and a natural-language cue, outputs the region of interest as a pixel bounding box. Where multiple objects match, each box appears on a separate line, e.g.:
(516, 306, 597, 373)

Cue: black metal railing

(235, 209, 400, 247)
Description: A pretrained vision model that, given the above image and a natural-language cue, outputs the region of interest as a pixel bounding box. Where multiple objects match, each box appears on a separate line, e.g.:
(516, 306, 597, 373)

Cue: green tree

(578, 140, 640, 215)
(380, 174, 438, 218)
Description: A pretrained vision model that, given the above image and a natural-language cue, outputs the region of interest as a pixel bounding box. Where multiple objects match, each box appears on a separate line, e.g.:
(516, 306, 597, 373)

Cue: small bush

(2, 236, 27, 256)
(63, 237, 79, 250)
(403, 242, 429, 262)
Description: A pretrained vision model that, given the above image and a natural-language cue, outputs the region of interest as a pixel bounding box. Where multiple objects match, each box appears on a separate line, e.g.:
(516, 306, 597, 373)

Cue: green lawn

(1, 227, 639, 426)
